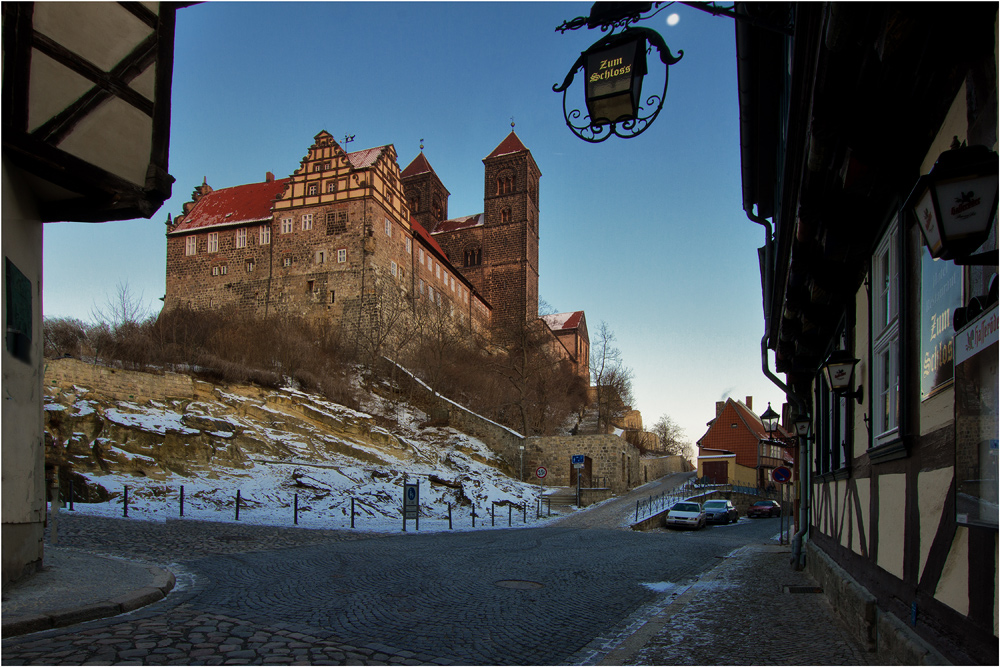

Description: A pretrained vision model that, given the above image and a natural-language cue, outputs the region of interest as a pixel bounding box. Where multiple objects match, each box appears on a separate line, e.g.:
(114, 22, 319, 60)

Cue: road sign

(403, 481, 419, 519)
(536, 466, 547, 479)
(772, 466, 792, 484)
(571, 454, 584, 469)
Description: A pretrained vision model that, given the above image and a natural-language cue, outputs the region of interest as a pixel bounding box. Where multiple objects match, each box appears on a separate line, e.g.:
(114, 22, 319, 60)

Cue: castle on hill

(163, 130, 589, 382)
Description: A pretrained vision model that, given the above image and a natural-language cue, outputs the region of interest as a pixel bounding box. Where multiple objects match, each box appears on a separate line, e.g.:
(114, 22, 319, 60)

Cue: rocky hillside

(43, 359, 544, 530)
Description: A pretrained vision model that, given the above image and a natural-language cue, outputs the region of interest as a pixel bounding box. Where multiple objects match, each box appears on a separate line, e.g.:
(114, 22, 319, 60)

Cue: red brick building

(696, 397, 793, 487)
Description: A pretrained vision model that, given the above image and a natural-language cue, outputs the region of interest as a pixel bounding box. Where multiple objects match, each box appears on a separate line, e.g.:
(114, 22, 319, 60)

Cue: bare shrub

(43, 317, 88, 358)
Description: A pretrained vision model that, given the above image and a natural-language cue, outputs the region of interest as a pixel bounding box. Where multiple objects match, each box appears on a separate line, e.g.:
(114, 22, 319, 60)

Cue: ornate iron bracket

(552, 27, 683, 143)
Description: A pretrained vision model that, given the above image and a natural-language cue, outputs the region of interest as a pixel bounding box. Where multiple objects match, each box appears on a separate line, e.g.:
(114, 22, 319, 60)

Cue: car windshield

(704, 501, 726, 509)
(673, 503, 700, 512)
(753, 501, 772, 506)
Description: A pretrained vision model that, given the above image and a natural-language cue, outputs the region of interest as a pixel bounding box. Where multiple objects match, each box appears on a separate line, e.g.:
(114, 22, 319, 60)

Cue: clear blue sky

(42, 1, 786, 446)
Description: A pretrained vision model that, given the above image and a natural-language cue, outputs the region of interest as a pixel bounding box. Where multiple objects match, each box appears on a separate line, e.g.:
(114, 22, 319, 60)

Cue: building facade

(738, 3, 998, 663)
(696, 397, 793, 487)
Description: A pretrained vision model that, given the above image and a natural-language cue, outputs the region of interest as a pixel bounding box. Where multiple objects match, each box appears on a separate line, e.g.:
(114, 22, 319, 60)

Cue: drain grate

(495, 580, 544, 590)
(783, 585, 823, 594)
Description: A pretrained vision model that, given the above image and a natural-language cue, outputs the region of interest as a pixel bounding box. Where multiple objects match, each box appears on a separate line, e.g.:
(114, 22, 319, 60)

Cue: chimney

(716, 401, 726, 418)
(265, 171, 275, 183)
(745, 396, 753, 410)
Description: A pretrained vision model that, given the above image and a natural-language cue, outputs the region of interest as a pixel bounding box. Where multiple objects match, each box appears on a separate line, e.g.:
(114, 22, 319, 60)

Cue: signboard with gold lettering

(920, 252, 962, 399)
(584, 36, 646, 126)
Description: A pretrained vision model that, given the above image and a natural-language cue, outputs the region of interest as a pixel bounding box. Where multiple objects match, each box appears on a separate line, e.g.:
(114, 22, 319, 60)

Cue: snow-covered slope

(44, 370, 555, 533)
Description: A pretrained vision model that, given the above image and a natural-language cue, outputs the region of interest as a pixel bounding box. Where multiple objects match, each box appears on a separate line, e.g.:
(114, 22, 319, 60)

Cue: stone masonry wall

(44, 358, 198, 403)
(638, 455, 688, 485)
(526, 434, 641, 495)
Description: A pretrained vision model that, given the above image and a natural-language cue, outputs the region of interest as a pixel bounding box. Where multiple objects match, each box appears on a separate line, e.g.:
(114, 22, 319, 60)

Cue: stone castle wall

(525, 434, 641, 495)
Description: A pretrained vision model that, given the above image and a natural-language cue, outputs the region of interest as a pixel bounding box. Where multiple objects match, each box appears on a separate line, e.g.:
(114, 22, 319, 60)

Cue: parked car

(747, 499, 781, 518)
(703, 499, 738, 524)
(665, 501, 706, 529)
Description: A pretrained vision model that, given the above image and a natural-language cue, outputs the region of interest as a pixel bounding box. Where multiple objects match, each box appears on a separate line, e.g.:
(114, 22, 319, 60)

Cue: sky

(41, 1, 787, 448)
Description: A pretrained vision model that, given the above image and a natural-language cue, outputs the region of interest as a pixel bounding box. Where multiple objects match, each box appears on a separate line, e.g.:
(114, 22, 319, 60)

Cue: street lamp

(759, 403, 780, 436)
(822, 349, 863, 404)
(905, 142, 999, 264)
(793, 414, 812, 439)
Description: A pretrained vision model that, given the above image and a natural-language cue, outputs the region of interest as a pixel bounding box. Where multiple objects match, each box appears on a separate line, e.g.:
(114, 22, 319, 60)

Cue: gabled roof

(169, 178, 290, 234)
(542, 311, 585, 332)
(486, 131, 528, 159)
(409, 216, 449, 260)
(433, 213, 483, 234)
(345, 146, 389, 170)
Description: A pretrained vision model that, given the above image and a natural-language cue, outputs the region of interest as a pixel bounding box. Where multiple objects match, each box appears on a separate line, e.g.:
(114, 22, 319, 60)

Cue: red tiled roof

(169, 178, 290, 234)
(410, 216, 448, 259)
(433, 213, 483, 233)
(486, 131, 527, 159)
(542, 311, 584, 331)
(400, 152, 435, 178)
(346, 146, 388, 170)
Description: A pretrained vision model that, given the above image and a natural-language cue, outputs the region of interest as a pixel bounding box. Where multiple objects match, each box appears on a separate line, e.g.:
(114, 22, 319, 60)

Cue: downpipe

(747, 207, 809, 571)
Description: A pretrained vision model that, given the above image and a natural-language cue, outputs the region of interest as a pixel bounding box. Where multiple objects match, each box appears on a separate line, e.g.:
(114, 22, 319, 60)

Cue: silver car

(703, 499, 739, 524)
(665, 501, 706, 529)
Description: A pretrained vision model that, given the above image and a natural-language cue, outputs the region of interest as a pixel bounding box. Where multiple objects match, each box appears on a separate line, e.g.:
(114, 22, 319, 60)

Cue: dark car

(747, 499, 781, 518)
(703, 499, 738, 524)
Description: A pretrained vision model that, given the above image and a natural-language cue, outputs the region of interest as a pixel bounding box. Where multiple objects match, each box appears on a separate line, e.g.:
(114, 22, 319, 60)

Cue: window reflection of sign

(920, 253, 962, 400)
(4, 258, 32, 363)
(955, 305, 998, 529)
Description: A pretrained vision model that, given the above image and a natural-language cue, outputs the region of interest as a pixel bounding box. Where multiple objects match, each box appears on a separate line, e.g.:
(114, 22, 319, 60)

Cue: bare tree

(652, 414, 694, 459)
(589, 321, 634, 432)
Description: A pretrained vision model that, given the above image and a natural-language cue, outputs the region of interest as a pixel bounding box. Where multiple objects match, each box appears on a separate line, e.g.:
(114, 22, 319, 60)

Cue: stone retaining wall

(638, 455, 688, 485)
(525, 434, 640, 495)
(44, 358, 198, 402)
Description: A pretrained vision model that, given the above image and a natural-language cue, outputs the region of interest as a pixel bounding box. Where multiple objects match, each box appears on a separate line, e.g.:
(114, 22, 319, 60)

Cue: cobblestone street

(3, 490, 874, 665)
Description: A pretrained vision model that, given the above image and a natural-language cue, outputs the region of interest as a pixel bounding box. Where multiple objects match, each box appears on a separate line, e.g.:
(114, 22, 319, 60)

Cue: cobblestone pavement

(2, 505, 874, 665)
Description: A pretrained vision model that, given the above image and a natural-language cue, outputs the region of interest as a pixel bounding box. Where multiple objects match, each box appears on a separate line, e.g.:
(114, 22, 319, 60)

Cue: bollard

(124, 485, 129, 518)
(472, 505, 476, 528)
(508, 504, 512, 527)
(523, 503, 526, 524)
(69, 479, 74, 511)
(351, 497, 355, 529)
(635, 500, 639, 522)
(180, 485, 184, 517)
(448, 503, 452, 530)
(294, 493, 298, 525)
(235, 489, 241, 521)
(491, 503, 495, 527)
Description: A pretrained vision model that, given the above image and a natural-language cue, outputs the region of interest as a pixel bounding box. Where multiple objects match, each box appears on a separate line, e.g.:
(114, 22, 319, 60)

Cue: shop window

(871, 219, 901, 448)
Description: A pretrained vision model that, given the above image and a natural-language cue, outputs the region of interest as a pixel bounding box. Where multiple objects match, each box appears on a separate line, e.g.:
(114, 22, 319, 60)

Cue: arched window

(432, 195, 443, 221)
(464, 247, 482, 267)
(500, 208, 510, 224)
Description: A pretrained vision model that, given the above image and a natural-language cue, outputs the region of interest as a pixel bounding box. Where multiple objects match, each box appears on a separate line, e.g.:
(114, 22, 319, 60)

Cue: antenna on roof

(343, 134, 355, 145)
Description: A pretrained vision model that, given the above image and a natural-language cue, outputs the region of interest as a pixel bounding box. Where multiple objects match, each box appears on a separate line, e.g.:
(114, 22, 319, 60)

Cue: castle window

(185, 236, 197, 256)
(260, 225, 271, 245)
(412, 195, 420, 212)
(283, 257, 292, 267)
(308, 183, 318, 196)
(405, 237, 412, 254)
(418, 247, 424, 263)
(246, 261, 254, 273)
(337, 248, 347, 263)
(501, 208, 510, 224)
(207, 232, 219, 253)
(326, 210, 347, 235)
(327, 181, 337, 193)
(281, 217, 293, 234)
(419, 278, 425, 295)
(432, 195, 443, 221)
(391, 261, 398, 277)
(307, 280, 314, 293)
(212, 266, 219, 276)
(301, 214, 313, 231)
(235, 228, 247, 249)
(323, 161, 331, 171)
(330, 290, 336, 303)
(385, 219, 392, 237)
(317, 251, 326, 264)
(313, 164, 322, 173)
(464, 247, 482, 267)
(496, 175, 514, 195)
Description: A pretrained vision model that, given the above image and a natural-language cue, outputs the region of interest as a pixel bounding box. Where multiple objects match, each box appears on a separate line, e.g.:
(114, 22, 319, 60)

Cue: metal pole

(472, 505, 476, 528)
(235, 489, 241, 521)
(491, 503, 495, 527)
(448, 503, 452, 530)
(294, 493, 299, 525)
(180, 485, 184, 517)
(69, 478, 74, 511)
(351, 497, 355, 528)
(415, 481, 420, 532)
(508, 504, 512, 527)
(523, 503, 526, 523)
(123, 485, 129, 518)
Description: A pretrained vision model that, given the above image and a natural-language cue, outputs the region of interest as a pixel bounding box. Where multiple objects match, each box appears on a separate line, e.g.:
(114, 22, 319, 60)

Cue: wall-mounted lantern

(553, 26, 682, 143)
(793, 414, 812, 439)
(759, 403, 780, 436)
(905, 143, 999, 265)
(822, 349, 863, 404)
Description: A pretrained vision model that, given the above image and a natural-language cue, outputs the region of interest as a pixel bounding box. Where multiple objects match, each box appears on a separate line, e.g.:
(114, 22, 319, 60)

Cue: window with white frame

(390, 261, 398, 277)
(816, 328, 851, 474)
(418, 247, 424, 263)
(419, 278, 425, 295)
(405, 237, 412, 253)
(281, 217, 293, 234)
(327, 181, 336, 193)
(220, 265, 227, 275)
(260, 225, 271, 245)
(208, 232, 219, 253)
(185, 236, 197, 256)
(385, 219, 392, 237)
(337, 248, 347, 263)
(301, 214, 313, 231)
(282, 257, 292, 267)
(872, 219, 901, 446)
(308, 183, 318, 196)
(236, 228, 247, 248)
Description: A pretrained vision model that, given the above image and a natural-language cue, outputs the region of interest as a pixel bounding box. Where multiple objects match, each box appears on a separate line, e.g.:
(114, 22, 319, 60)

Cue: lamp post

(760, 403, 780, 436)
(905, 142, 999, 265)
(519, 445, 525, 482)
(822, 349, 863, 404)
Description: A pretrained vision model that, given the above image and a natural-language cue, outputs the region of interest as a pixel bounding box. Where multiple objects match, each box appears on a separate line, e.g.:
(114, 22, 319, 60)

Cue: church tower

(400, 150, 449, 233)
(482, 131, 540, 329)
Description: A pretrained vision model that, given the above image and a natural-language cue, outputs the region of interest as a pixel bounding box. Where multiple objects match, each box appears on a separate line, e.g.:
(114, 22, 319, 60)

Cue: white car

(665, 501, 706, 529)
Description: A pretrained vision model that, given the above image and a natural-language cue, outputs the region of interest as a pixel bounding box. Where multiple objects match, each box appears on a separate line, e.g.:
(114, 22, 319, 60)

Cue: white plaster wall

(836, 479, 849, 549)
(877, 473, 907, 579)
(917, 467, 954, 580)
(935, 526, 970, 616)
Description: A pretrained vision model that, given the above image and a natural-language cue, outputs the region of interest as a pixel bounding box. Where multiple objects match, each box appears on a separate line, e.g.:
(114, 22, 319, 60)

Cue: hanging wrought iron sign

(553, 27, 682, 143)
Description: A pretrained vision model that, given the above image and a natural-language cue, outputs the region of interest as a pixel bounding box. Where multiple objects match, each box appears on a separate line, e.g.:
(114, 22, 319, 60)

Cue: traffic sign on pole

(772, 466, 792, 484)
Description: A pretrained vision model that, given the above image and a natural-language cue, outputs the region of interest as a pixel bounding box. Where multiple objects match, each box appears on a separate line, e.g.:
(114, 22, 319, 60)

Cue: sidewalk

(1, 547, 174, 638)
(577, 542, 875, 666)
